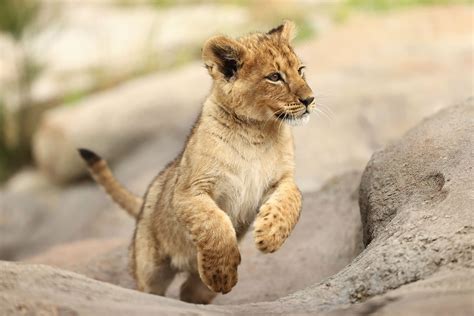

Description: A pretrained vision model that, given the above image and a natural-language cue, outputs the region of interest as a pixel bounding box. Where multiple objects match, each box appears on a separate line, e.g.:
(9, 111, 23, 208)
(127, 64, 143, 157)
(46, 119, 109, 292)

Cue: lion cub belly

(216, 159, 275, 228)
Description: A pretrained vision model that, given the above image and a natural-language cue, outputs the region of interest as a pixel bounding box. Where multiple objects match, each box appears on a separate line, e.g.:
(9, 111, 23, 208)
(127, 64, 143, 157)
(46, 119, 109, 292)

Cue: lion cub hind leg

(137, 259, 176, 296)
(180, 273, 217, 304)
(133, 225, 176, 295)
(134, 244, 176, 295)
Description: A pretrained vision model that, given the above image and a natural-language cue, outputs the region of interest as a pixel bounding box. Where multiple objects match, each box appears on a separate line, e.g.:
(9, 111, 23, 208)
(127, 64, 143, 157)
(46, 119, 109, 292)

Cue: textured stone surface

(0, 179, 134, 260)
(360, 99, 474, 245)
(326, 269, 474, 316)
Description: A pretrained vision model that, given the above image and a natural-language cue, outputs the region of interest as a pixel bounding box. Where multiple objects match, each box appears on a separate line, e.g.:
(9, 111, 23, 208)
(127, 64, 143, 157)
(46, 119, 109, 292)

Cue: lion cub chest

(215, 153, 279, 228)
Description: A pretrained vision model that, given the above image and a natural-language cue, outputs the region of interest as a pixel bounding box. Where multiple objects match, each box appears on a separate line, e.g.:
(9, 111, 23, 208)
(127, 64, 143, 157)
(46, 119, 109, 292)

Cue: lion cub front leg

(176, 194, 241, 294)
(254, 176, 302, 253)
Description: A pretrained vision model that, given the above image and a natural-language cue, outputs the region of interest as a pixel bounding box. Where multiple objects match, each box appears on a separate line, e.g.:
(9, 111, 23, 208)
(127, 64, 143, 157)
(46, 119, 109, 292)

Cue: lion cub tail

(78, 148, 142, 218)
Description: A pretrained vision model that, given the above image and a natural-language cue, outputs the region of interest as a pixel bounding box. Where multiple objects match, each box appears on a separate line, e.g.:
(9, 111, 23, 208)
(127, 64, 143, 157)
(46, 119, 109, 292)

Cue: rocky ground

(0, 4, 473, 315)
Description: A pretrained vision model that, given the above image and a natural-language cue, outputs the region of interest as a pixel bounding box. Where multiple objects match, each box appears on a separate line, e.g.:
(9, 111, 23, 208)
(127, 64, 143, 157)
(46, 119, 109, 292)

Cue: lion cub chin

(79, 20, 314, 304)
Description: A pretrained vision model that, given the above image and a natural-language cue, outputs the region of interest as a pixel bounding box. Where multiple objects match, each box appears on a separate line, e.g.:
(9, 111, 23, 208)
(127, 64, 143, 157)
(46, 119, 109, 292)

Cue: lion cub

(79, 21, 314, 304)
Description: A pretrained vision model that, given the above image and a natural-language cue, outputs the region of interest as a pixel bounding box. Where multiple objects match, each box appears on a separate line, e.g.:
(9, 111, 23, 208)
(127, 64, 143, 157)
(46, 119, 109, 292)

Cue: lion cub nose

(299, 97, 314, 107)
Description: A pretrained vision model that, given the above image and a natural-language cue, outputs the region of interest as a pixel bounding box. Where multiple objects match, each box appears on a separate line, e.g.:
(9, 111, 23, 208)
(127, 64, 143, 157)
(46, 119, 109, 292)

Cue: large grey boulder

(326, 269, 474, 316)
(360, 99, 474, 245)
(32, 64, 206, 183)
(275, 101, 473, 311)
(0, 177, 134, 260)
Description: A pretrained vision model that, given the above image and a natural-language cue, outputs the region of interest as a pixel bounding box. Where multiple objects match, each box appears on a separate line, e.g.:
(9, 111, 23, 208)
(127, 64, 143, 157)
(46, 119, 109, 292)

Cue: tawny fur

(79, 20, 314, 304)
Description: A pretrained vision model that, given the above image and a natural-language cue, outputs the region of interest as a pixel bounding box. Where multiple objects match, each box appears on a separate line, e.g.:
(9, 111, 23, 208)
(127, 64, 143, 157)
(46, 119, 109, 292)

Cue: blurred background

(0, 0, 472, 302)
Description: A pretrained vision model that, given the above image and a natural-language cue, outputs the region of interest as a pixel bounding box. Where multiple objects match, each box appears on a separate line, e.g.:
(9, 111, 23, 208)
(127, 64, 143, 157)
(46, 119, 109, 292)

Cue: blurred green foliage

(63, 90, 88, 107)
(0, 102, 8, 182)
(343, 0, 472, 11)
(0, 0, 41, 182)
(147, 0, 253, 7)
(0, 0, 40, 40)
(0, 101, 32, 182)
(294, 18, 315, 42)
(334, 0, 472, 23)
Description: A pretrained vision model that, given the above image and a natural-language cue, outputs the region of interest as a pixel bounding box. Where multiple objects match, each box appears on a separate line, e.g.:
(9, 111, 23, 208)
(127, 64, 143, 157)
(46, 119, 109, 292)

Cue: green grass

(0, 101, 7, 182)
(344, 0, 472, 11)
(63, 90, 88, 106)
(150, 0, 252, 7)
(0, 0, 43, 183)
(0, 0, 41, 40)
(0, 102, 30, 182)
(333, 0, 472, 23)
(294, 18, 315, 42)
(346, 0, 473, 11)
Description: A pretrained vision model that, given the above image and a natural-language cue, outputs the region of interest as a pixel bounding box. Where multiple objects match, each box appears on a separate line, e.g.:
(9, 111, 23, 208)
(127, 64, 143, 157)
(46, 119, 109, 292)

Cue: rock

(360, 99, 474, 245)
(3, 168, 55, 194)
(0, 178, 134, 260)
(0, 263, 472, 315)
(0, 261, 213, 316)
(293, 5, 473, 190)
(70, 240, 135, 290)
(290, 101, 472, 312)
(32, 64, 207, 183)
(26, 238, 125, 270)
(26, 171, 364, 304)
(326, 269, 474, 316)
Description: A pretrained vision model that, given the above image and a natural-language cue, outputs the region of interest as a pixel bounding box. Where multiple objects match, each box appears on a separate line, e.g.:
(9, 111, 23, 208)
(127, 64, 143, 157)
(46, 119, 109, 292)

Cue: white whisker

(318, 104, 335, 119)
(315, 107, 332, 122)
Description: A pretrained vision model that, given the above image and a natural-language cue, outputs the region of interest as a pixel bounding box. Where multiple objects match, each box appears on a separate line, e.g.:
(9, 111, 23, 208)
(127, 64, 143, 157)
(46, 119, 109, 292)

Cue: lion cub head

(202, 21, 314, 126)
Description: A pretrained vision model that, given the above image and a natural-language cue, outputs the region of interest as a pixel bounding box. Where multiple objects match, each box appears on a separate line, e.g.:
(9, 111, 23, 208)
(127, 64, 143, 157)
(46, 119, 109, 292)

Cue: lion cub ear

(202, 35, 246, 81)
(267, 20, 297, 42)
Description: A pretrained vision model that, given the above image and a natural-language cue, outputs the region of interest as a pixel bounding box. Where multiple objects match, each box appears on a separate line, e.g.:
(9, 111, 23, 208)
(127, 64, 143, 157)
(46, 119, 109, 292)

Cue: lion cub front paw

(197, 244, 241, 294)
(254, 204, 290, 253)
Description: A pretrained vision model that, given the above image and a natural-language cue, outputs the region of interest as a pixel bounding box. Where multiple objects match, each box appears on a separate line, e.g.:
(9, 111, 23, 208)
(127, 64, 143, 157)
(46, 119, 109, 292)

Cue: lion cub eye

(266, 72, 283, 82)
(298, 66, 306, 77)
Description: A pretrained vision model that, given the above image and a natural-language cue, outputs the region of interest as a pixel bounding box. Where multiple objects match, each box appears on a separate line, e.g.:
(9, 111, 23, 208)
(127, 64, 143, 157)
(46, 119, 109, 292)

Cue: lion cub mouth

(275, 112, 310, 127)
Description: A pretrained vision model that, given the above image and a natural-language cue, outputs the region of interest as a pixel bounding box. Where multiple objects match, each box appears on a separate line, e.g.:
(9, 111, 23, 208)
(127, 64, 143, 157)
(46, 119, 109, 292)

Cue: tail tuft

(78, 148, 101, 166)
